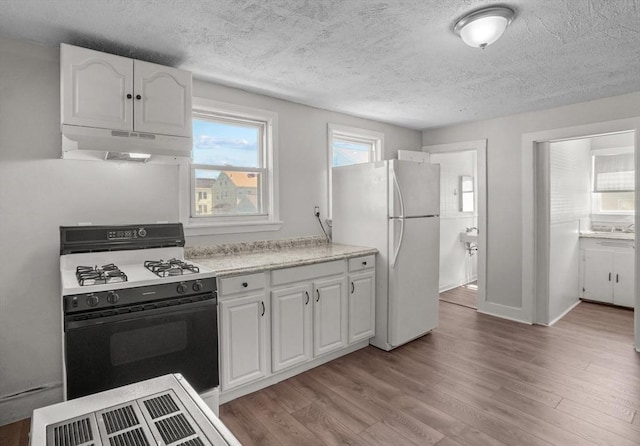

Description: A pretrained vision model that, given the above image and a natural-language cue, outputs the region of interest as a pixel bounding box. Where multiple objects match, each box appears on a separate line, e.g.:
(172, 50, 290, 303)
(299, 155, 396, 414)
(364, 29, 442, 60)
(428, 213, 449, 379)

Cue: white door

(271, 285, 312, 371)
(389, 160, 440, 217)
(133, 60, 192, 137)
(613, 251, 635, 307)
(388, 216, 439, 347)
(582, 249, 614, 303)
(314, 277, 348, 356)
(219, 294, 268, 391)
(61, 44, 133, 131)
(348, 271, 375, 343)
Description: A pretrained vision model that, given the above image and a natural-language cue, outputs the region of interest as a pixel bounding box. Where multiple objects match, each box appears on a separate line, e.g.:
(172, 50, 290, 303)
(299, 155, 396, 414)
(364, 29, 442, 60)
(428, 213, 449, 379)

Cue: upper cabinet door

(61, 44, 133, 131)
(133, 60, 192, 137)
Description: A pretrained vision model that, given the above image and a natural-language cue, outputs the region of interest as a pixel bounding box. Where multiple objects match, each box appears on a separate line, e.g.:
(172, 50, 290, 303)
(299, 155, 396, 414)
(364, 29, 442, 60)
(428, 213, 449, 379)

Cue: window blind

(593, 153, 635, 192)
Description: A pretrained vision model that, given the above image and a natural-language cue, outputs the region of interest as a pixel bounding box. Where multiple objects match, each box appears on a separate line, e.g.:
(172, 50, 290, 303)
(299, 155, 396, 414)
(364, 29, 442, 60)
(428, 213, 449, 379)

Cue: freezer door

(389, 159, 440, 218)
(388, 216, 439, 347)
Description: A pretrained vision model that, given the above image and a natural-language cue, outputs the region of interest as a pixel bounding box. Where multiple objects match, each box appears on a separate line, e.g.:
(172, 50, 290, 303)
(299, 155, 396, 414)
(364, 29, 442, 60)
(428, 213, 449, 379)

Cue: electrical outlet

(314, 206, 320, 217)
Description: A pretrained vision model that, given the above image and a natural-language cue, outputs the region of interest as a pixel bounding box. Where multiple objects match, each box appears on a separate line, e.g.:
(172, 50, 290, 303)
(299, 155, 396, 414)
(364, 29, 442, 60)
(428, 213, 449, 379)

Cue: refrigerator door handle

(392, 166, 406, 218)
(391, 217, 405, 268)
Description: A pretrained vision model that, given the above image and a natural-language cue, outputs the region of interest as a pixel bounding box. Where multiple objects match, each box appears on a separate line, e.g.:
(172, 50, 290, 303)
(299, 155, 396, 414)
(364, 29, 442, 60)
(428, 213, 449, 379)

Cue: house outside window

(182, 98, 280, 235)
(327, 123, 384, 216)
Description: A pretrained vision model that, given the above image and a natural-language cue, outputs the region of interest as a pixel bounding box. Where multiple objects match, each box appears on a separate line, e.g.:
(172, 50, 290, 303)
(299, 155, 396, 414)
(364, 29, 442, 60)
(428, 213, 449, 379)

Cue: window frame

(327, 123, 384, 218)
(590, 146, 635, 215)
(180, 98, 280, 235)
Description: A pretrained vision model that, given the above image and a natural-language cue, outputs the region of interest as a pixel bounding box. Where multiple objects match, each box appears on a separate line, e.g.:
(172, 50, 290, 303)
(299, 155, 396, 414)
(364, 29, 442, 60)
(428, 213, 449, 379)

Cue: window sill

(184, 220, 283, 236)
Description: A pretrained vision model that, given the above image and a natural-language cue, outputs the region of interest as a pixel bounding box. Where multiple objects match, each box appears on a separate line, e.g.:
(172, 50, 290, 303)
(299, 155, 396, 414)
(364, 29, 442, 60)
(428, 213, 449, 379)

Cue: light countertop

(579, 231, 635, 241)
(186, 239, 377, 277)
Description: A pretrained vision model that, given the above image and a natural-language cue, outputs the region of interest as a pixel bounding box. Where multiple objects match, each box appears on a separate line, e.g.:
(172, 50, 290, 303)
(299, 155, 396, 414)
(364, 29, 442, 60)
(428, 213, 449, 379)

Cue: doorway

(535, 131, 636, 325)
(423, 140, 487, 313)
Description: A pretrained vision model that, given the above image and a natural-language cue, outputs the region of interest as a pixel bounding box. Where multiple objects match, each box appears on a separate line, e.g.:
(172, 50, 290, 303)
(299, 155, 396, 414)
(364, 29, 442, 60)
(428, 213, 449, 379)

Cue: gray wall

(422, 92, 640, 312)
(0, 37, 421, 423)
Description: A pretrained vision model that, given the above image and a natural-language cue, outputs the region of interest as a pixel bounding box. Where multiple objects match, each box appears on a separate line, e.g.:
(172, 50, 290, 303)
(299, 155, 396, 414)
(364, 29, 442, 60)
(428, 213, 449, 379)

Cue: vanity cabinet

(581, 239, 635, 308)
(218, 273, 269, 391)
(61, 43, 192, 137)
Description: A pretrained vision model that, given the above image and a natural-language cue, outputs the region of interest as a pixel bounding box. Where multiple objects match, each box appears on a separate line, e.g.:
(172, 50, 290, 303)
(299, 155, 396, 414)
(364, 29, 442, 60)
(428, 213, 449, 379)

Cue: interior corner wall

(0, 36, 421, 424)
(422, 92, 640, 312)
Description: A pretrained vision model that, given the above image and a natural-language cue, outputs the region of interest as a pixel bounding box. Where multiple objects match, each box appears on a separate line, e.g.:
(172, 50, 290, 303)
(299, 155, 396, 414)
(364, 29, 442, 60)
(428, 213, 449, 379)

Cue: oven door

(64, 297, 218, 400)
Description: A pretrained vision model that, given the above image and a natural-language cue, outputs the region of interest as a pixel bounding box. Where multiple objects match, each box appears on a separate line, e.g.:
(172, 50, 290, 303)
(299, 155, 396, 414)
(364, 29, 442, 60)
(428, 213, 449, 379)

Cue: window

(592, 151, 635, 213)
(328, 124, 384, 216)
(182, 98, 280, 234)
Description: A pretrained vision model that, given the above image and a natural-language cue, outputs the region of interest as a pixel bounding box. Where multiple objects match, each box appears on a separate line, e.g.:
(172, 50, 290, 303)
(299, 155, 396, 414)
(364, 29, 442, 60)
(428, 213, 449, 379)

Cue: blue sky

(192, 119, 259, 168)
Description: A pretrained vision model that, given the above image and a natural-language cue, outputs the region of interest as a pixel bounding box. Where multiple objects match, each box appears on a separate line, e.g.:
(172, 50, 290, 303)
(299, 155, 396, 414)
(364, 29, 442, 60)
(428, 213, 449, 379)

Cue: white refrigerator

(332, 159, 440, 351)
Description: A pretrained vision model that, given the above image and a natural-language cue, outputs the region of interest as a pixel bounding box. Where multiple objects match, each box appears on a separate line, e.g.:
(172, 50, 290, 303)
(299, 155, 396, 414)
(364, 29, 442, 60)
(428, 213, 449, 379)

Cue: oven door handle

(65, 297, 216, 331)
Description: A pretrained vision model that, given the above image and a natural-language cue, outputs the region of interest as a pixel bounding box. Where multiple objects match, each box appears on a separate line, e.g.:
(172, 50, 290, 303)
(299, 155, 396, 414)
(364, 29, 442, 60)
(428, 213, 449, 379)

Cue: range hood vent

(62, 125, 191, 164)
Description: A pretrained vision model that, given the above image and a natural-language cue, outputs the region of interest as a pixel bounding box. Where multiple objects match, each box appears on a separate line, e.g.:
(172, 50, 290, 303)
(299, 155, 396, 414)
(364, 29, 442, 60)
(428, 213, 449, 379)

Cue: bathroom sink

(459, 232, 478, 243)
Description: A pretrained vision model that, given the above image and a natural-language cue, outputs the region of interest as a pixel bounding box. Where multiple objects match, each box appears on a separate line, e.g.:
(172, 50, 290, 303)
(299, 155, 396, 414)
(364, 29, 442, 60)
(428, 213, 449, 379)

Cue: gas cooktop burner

(76, 264, 128, 286)
(144, 258, 200, 277)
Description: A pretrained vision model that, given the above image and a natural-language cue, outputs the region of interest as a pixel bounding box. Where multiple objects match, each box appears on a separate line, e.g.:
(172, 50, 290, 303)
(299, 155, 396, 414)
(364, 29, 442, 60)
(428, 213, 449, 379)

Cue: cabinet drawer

(272, 261, 344, 286)
(218, 273, 265, 296)
(348, 255, 375, 272)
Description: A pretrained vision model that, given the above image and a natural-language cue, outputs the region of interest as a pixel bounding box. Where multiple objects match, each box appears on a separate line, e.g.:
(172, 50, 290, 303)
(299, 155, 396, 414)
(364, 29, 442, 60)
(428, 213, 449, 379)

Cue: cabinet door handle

(261, 301, 265, 316)
(616, 274, 619, 283)
(316, 289, 320, 302)
(135, 94, 142, 100)
(242, 282, 248, 288)
(126, 93, 132, 99)
(351, 282, 355, 294)
(305, 291, 310, 305)
(608, 272, 612, 282)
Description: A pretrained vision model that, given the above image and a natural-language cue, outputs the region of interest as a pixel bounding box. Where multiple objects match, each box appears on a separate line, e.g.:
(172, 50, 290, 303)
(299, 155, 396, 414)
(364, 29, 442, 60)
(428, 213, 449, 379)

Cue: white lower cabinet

(313, 276, 348, 356)
(581, 240, 635, 308)
(271, 284, 312, 372)
(218, 255, 376, 400)
(219, 286, 269, 391)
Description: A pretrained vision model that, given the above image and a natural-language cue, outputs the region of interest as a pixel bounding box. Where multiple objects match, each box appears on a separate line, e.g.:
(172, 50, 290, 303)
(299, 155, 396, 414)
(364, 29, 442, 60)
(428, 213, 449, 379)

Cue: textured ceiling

(1, 0, 639, 129)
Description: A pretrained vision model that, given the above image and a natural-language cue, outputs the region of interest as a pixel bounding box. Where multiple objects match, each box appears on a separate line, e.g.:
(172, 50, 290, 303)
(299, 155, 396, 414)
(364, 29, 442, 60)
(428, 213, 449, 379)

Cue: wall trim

(544, 300, 581, 327)
(0, 382, 63, 426)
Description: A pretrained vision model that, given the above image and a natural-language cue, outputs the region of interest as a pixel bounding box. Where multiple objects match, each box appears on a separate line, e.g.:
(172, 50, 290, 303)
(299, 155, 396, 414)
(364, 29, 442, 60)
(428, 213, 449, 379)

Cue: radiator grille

(102, 405, 140, 434)
(107, 427, 149, 446)
(50, 416, 94, 446)
(154, 414, 196, 444)
(143, 393, 180, 419)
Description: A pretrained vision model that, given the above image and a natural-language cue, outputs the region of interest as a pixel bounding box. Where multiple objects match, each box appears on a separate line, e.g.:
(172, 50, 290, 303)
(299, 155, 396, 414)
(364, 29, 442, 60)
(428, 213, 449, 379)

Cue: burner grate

(144, 259, 200, 278)
(76, 264, 127, 286)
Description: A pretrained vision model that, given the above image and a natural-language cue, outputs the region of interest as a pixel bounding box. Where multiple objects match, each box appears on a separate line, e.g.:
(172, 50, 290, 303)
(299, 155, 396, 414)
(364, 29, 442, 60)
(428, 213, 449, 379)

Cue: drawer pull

(242, 282, 248, 287)
(362, 261, 367, 266)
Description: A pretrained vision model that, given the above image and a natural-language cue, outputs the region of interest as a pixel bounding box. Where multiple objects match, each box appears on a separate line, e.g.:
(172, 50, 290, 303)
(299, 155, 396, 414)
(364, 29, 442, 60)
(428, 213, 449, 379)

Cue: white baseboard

(544, 300, 581, 326)
(0, 382, 63, 426)
(439, 276, 478, 293)
(476, 301, 532, 325)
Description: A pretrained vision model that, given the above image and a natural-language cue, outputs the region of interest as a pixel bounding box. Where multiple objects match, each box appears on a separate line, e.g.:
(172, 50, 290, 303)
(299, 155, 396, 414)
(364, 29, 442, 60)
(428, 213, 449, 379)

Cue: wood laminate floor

(220, 301, 639, 446)
(1, 302, 637, 446)
(440, 283, 477, 309)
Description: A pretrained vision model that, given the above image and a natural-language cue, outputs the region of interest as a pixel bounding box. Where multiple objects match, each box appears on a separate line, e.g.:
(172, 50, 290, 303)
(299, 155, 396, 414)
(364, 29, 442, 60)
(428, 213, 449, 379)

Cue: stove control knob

(177, 282, 188, 294)
(193, 280, 203, 292)
(86, 294, 99, 307)
(138, 227, 147, 238)
(106, 291, 120, 304)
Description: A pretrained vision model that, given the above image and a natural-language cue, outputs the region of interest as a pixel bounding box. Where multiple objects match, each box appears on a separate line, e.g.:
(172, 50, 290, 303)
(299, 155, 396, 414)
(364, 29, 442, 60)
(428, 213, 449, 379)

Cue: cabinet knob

(362, 261, 367, 265)
(242, 282, 248, 288)
(136, 94, 142, 100)
(126, 93, 132, 99)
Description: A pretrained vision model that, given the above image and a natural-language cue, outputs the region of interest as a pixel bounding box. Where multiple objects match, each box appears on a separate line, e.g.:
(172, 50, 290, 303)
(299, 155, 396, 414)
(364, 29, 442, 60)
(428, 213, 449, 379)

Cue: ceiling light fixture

(453, 6, 515, 49)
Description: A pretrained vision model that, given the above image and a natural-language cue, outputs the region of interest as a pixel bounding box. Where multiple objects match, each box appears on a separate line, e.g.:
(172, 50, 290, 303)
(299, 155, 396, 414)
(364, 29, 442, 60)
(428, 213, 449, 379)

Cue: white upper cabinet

(61, 45, 133, 131)
(133, 60, 192, 137)
(61, 44, 192, 138)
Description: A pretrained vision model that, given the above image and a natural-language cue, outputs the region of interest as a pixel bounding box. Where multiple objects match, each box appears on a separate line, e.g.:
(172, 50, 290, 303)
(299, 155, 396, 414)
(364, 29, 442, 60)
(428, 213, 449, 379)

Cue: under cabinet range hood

(60, 43, 193, 163)
(61, 124, 192, 163)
